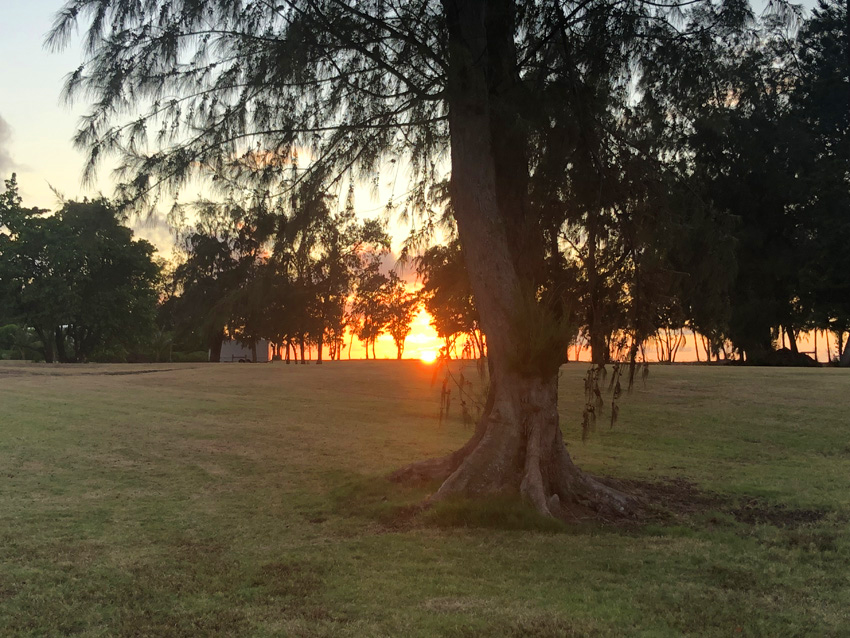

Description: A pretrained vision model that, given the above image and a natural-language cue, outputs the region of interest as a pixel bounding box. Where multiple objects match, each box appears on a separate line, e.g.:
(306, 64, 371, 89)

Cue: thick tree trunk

(392, 0, 637, 521)
(317, 333, 323, 365)
(392, 364, 635, 519)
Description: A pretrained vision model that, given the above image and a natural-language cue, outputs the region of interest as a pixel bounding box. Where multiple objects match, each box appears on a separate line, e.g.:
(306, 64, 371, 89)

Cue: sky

(0, 0, 830, 362)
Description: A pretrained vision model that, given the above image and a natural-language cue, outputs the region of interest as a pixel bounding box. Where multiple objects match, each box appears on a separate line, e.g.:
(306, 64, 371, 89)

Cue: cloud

(379, 249, 419, 284)
(0, 114, 15, 176)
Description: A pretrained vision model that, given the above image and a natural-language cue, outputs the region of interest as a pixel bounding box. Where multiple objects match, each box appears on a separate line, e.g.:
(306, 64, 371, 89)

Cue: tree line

(2, 1, 848, 366)
(160, 188, 421, 363)
(0, 176, 424, 363)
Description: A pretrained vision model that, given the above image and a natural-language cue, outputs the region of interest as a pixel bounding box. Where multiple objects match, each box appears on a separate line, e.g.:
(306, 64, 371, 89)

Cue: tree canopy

(0, 175, 161, 362)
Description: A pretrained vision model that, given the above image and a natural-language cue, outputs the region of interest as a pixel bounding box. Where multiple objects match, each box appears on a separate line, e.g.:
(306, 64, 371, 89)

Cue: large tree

(0, 176, 160, 362)
(54, 0, 751, 517)
(791, 0, 850, 364)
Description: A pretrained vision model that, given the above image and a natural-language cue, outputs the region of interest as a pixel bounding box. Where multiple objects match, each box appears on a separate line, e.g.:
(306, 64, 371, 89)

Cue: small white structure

(220, 339, 272, 362)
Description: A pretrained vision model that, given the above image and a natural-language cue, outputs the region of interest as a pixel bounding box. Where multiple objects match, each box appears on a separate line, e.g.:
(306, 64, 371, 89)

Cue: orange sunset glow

(419, 350, 438, 364)
(345, 308, 445, 360)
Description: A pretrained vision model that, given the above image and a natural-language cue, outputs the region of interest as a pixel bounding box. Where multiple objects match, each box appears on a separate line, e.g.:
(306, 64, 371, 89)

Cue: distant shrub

(171, 350, 209, 363)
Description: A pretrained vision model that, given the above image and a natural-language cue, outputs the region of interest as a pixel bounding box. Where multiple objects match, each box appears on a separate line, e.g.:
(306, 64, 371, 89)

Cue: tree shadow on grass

(329, 471, 835, 537)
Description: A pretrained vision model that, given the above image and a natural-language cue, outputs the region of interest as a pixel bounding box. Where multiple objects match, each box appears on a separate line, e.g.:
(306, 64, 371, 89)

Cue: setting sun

(419, 350, 438, 364)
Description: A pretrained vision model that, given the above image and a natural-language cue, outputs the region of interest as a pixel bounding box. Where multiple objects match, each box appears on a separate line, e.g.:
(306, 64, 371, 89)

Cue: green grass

(0, 360, 848, 636)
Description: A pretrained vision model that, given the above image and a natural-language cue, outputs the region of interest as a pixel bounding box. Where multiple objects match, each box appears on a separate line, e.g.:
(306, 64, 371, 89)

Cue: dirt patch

(731, 500, 827, 527)
(601, 476, 725, 521)
(0, 366, 183, 377)
(600, 477, 830, 529)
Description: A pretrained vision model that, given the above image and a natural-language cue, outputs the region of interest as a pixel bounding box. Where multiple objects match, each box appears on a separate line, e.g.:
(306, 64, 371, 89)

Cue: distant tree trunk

(299, 336, 306, 365)
(693, 331, 701, 362)
(36, 327, 54, 363)
(55, 328, 69, 363)
(841, 334, 850, 367)
(317, 333, 324, 364)
(701, 335, 712, 362)
(251, 341, 257, 362)
(627, 336, 639, 391)
(785, 325, 798, 355)
(208, 331, 224, 362)
(392, 0, 636, 520)
(371, 340, 377, 359)
(586, 231, 607, 366)
(813, 330, 819, 363)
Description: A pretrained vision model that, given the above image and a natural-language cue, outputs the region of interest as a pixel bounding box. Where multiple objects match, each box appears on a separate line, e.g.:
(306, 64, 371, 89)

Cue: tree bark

(391, 0, 637, 521)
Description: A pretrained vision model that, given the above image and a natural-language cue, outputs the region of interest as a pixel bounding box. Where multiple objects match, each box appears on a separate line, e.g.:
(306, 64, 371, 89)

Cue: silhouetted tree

(351, 256, 390, 359)
(384, 272, 418, 359)
(415, 240, 484, 358)
(56, 0, 768, 517)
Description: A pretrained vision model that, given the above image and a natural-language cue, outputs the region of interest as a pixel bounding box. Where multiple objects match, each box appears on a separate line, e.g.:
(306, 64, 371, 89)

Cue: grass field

(1, 360, 848, 637)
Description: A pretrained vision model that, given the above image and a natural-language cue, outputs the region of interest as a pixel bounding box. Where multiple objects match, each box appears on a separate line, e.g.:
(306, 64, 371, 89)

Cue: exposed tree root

(389, 371, 641, 523)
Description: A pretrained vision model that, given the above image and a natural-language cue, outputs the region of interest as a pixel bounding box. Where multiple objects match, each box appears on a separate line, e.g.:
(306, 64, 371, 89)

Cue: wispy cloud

(0, 114, 15, 176)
